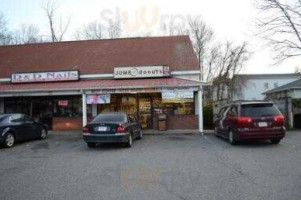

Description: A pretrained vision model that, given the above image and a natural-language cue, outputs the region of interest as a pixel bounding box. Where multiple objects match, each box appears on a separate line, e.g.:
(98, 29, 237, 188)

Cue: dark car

(0, 114, 48, 148)
(83, 112, 143, 148)
(214, 101, 286, 145)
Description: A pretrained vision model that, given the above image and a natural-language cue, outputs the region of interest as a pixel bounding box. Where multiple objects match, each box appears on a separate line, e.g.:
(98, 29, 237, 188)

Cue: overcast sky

(1, 0, 301, 74)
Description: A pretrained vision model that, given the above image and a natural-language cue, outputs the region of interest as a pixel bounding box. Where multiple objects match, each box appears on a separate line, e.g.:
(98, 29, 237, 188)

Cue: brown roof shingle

(0, 36, 199, 79)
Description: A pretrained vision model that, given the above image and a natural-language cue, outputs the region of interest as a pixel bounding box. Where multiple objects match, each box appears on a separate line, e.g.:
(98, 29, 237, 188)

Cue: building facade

(0, 36, 204, 132)
(264, 78, 301, 129)
(212, 74, 301, 114)
(232, 74, 301, 101)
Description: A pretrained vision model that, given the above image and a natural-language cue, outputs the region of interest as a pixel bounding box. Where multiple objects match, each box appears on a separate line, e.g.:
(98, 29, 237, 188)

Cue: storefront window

(163, 102, 195, 115)
(4, 97, 31, 115)
(53, 96, 82, 117)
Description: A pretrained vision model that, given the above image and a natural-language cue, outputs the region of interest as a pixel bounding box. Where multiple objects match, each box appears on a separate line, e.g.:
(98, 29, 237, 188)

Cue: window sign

(162, 89, 194, 103)
(58, 100, 68, 107)
(87, 94, 111, 104)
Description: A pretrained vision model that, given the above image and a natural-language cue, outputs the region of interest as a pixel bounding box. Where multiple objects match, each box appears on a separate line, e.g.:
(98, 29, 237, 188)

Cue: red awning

(0, 78, 201, 93)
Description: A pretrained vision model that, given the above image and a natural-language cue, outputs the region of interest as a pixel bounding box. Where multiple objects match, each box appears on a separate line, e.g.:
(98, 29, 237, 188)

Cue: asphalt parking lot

(0, 131, 301, 200)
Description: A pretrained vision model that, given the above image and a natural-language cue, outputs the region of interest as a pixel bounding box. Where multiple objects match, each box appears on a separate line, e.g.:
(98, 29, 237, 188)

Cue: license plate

(258, 122, 268, 127)
(96, 126, 107, 131)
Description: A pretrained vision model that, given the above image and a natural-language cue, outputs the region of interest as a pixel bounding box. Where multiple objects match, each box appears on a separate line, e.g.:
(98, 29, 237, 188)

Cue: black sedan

(83, 113, 143, 148)
(0, 114, 48, 148)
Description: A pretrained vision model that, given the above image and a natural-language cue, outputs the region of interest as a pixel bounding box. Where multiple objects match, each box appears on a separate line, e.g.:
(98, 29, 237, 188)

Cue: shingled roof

(264, 78, 301, 94)
(0, 35, 199, 79)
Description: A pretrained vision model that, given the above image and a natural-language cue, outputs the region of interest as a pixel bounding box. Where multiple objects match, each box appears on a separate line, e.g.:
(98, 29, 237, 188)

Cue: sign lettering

(11, 71, 79, 83)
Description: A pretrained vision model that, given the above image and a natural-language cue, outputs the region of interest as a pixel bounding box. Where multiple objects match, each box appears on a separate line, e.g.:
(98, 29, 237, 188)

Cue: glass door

(139, 97, 152, 129)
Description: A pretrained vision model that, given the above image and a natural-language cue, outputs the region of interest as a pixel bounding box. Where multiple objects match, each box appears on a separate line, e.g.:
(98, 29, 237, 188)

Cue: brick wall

(153, 114, 198, 130)
(52, 117, 93, 131)
(53, 115, 199, 131)
(53, 117, 83, 131)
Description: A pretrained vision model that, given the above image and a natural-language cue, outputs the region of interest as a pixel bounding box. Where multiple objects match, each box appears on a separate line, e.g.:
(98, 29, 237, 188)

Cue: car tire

(125, 134, 132, 148)
(228, 130, 237, 145)
(137, 130, 143, 140)
(271, 139, 281, 144)
(40, 128, 47, 140)
(4, 133, 15, 148)
(87, 142, 96, 148)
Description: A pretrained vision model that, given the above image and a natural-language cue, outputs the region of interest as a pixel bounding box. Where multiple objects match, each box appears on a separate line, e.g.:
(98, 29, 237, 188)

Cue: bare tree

(107, 18, 122, 39)
(42, 0, 70, 42)
(75, 21, 103, 40)
(12, 24, 42, 44)
(188, 17, 214, 81)
(256, 0, 301, 63)
(0, 13, 12, 45)
(212, 42, 249, 101)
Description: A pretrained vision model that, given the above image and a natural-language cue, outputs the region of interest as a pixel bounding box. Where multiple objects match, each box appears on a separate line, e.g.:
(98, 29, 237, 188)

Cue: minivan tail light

(83, 125, 90, 134)
(274, 115, 284, 122)
(237, 117, 252, 124)
(117, 125, 126, 133)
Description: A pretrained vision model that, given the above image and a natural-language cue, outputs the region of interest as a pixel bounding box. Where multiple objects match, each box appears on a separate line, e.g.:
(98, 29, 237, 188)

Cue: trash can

(158, 114, 167, 131)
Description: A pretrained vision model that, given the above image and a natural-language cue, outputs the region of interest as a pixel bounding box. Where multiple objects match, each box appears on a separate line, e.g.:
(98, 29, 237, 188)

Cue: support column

(82, 93, 87, 127)
(0, 98, 4, 113)
(198, 87, 204, 134)
(92, 104, 98, 117)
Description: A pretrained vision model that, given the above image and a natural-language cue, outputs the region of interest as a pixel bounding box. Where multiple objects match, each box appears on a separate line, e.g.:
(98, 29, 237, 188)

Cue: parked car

(0, 114, 48, 148)
(214, 101, 286, 145)
(83, 112, 143, 148)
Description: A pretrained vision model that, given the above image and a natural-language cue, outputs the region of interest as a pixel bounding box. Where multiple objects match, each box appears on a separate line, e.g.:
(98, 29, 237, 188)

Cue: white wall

(233, 76, 301, 101)
(292, 90, 301, 99)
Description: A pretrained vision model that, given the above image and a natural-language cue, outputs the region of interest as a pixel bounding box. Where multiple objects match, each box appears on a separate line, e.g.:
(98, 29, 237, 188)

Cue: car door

(127, 115, 139, 138)
(215, 107, 226, 133)
(24, 115, 40, 139)
(9, 114, 28, 141)
(223, 106, 238, 137)
(131, 116, 140, 137)
(219, 106, 232, 136)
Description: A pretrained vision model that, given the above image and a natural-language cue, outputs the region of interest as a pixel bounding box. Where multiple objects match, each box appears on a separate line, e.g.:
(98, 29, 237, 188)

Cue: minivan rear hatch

(241, 103, 284, 129)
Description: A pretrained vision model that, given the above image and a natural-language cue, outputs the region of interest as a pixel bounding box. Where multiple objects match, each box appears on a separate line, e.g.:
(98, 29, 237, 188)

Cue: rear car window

(241, 104, 281, 117)
(92, 114, 126, 123)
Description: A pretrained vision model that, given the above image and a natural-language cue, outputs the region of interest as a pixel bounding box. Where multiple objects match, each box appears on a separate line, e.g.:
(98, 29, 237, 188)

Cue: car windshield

(241, 104, 281, 117)
(92, 113, 126, 123)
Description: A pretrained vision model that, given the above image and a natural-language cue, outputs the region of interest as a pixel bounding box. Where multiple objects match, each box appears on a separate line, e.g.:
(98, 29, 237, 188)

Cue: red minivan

(214, 101, 286, 145)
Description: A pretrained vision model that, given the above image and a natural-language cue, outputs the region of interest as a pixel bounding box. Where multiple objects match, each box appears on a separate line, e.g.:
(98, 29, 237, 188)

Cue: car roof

(98, 112, 127, 115)
(224, 100, 274, 107)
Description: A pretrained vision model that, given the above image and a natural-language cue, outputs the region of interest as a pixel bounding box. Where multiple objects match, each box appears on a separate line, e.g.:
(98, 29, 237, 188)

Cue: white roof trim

(0, 70, 201, 83)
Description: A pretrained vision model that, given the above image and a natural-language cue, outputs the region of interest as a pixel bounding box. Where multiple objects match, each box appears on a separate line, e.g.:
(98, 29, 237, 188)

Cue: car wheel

(87, 142, 96, 148)
(40, 129, 47, 140)
(4, 133, 15, 148)
(271, 139, 281, 144)
(137, 130, 143, 140)
(228, 131, 237, 145)
(126, 134, 132, 148)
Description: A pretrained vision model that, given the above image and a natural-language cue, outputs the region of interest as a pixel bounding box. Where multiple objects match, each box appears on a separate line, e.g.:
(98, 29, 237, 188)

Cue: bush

(203, 103, 214, 129)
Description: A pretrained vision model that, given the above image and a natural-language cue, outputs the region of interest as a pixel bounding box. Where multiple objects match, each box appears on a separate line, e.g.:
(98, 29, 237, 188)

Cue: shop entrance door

(32, 98, 54, 130)
(138, 97, 152, 129)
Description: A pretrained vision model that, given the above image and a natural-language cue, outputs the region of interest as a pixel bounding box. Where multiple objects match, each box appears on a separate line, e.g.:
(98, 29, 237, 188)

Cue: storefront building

(0, 36, 204, 132)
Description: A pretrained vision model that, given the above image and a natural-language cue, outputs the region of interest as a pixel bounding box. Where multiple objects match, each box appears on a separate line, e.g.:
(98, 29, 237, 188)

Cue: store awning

(0, 78, 202, 95)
